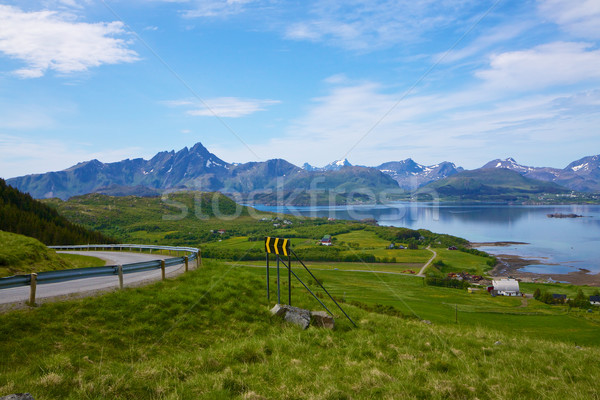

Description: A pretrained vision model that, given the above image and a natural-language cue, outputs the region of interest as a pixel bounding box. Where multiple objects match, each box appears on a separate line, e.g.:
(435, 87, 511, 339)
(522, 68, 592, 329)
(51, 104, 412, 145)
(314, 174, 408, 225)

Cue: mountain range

(480, 156, 600, 192)
(6, 143, 399, 200)
(5, 142, 600, 202)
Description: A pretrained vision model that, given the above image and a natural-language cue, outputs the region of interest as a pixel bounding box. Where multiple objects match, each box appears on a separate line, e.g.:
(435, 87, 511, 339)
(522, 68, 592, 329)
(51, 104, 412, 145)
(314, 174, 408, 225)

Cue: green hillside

(418, 169, 570, 201)
(0, 260, 598, 399)
(0, 179, 114, 245)
(0, 230, 73, 277)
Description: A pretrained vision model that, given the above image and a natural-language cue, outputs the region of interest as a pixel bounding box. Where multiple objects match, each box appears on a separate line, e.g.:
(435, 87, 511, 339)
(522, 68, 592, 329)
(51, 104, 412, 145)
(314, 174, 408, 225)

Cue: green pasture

(1, 260, 599, 399)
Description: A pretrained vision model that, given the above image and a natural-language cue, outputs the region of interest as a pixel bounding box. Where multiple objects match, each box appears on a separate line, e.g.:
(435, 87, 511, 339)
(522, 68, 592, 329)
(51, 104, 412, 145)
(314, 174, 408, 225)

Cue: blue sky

(1, 0, 599, 178)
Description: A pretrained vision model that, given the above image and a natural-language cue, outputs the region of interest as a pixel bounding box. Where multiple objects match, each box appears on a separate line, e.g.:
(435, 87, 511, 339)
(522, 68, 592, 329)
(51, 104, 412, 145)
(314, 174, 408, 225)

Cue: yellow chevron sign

(264, 237, 290, 256)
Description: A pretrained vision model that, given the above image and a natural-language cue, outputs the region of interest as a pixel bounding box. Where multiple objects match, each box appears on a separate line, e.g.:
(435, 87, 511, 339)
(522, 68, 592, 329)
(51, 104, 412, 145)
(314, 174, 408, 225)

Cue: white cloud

(538, 0, 600, 39)
(476, 42, 600, 91)
(170, 0, 477, 50)
(283, 0, 474, 50)
(0, 5, 139, 78)
(165, 97, 280, 118)
(438, 21, 533, 64)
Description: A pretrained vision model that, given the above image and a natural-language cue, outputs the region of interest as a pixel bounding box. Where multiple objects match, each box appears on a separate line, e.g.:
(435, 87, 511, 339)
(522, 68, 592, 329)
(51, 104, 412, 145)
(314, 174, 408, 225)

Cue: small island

(547, 213, 583, 218)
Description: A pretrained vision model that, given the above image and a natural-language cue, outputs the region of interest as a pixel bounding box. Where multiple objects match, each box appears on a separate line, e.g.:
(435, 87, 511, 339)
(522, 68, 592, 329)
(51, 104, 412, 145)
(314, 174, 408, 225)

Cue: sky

(0, 0, 599, 179)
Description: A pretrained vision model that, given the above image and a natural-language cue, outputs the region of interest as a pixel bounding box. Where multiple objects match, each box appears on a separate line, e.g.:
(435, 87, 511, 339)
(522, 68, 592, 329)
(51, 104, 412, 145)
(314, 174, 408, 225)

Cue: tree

(533, 288, 541, 300)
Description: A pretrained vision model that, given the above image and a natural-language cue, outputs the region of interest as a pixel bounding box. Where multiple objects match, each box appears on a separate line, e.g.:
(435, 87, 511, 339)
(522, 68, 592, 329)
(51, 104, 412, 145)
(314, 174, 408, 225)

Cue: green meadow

(1, 260, 599, 399)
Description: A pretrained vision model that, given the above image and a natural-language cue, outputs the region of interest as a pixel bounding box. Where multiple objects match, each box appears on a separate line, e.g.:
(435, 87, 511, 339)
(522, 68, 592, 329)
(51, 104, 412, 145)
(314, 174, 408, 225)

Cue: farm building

(491, 279, 520, 296)
(321, 235, 332, 246)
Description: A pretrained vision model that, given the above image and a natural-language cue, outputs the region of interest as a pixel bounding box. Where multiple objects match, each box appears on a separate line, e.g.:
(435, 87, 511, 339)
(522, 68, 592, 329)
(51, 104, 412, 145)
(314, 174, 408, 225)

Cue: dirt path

(519, 298, 528, 308)
(417, 246, 437, 277)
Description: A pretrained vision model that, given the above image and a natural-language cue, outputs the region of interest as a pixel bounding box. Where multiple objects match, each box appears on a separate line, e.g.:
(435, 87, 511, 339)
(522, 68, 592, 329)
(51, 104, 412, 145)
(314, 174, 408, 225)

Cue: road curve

(0, 251, 185, 307)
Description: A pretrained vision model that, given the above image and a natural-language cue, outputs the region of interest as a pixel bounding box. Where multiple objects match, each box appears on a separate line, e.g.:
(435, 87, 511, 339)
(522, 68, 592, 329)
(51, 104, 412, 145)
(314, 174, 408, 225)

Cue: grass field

(432, 249, 491, 276)
(227, 260, 424, 274)
(1, 260, 599, 399)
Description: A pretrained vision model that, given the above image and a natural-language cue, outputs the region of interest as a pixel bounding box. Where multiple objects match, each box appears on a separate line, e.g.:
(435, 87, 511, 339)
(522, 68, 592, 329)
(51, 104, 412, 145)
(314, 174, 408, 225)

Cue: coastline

(472, 242, 600, 286)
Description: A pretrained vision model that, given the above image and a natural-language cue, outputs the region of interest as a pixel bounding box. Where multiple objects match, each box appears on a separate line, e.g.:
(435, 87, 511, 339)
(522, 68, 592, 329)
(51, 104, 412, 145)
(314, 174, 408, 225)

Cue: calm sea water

(252, 203, 600, 274)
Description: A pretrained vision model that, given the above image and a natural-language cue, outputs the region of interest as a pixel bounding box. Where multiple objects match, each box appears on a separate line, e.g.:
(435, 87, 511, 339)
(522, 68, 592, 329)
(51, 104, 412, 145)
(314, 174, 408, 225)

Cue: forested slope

(0, 179, 114, 245)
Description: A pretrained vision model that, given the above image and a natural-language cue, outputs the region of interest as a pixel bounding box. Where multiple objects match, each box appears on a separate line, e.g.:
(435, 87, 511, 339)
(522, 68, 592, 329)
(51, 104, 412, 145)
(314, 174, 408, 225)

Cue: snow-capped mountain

(481, 156, 600, 192)
(377, 159, 463, 190)
(323, 159, 352, 171)
(301, 159, 352, 172)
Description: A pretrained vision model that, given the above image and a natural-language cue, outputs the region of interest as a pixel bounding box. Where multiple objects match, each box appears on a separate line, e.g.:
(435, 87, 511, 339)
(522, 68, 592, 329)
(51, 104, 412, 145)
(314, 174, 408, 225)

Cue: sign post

(265, 237, 291, 305)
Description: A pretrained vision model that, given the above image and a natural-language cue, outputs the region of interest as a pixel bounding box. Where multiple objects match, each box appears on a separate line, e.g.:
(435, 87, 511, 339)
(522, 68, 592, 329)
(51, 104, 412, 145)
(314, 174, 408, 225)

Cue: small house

(321, 235, 332, 246)
(388, 243, 395, 249)
(491, 278, 520, 296)
(590, 295, 600, 306)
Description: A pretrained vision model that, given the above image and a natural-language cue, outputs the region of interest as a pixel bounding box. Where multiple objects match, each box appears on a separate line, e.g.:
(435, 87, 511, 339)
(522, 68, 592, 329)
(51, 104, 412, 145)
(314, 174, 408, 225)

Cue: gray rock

(272, 304, 334, 330)
(283, 306, 311, 330)
(494, 341, 503, 346)
(270, 304, 287, 317)
(422, 320, 432, 325)
(0, 394, 35, 400)
(311, 311, 334, 329)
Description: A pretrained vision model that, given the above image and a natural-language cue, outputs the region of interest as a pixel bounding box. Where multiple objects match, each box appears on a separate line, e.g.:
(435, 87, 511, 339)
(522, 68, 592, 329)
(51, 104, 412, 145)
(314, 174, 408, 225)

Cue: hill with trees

(0, 179, 114, 245)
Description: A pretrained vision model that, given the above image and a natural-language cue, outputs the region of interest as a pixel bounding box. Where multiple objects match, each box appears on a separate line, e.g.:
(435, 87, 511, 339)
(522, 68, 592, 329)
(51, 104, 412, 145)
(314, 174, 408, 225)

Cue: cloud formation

(0, 5, 139, 78)
(538, 0, 600, 39)
(165, 97, 280, 118)
(476, 42, 600, 91)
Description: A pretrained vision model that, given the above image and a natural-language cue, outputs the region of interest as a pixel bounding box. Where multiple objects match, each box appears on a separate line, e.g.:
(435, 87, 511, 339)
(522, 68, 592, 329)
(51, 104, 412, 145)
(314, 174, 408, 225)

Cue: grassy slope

(0, 231, 105, 277)
(0, 231, 71, 277)
(1, 261, 599, 399)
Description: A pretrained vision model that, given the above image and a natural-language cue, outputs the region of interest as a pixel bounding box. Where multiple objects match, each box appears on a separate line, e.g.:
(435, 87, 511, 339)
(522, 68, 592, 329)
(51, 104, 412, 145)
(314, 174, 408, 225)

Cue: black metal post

(288, 254, 291, 305)
(277, 255, 281, 304)
(278, 258, 334, 317)
(266, 253, 270, 301)
(290, 249, 357, 327)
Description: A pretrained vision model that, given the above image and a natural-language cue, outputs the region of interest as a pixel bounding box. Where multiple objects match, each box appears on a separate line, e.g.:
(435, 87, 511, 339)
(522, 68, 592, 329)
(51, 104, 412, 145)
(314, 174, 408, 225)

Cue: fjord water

(254, 203, 600, 274)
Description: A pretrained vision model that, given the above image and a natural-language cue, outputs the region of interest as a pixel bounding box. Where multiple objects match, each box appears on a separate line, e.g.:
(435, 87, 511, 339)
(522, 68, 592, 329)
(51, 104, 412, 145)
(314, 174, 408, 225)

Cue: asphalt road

(0, 251, 185, 306)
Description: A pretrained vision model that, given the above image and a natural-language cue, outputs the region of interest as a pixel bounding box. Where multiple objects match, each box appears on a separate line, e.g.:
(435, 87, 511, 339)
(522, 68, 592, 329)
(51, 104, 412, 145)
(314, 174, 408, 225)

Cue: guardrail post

(184, 256, 189, 272)
(161, 260, 166, 280)
(118, 265, 124, 289)
(29, 273, 37, 306)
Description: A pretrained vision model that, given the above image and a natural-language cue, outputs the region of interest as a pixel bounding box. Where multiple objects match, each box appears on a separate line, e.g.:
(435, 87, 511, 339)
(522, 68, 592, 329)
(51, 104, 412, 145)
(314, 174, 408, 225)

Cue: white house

(492, 279, 520, 296)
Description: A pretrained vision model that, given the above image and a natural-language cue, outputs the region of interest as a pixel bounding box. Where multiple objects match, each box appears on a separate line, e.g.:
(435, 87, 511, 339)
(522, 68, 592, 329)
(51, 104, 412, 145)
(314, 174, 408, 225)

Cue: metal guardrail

(0, 244, 200, 290)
